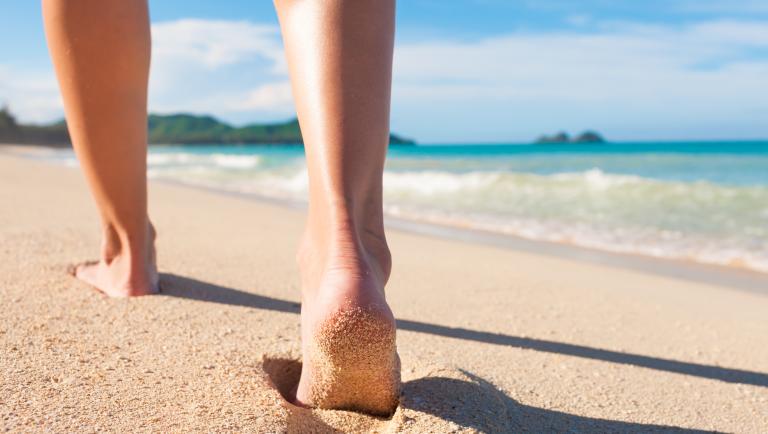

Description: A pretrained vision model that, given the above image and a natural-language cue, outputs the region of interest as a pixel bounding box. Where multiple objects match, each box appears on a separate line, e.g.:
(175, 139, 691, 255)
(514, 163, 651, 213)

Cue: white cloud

(391, 19, 768, 140)
(0, 66, 62, 123)
(565, 14, 591, 27)
(0, 19, 292, 123)
(231, 81, 294, 111)
(676, 0, 768, 14)
(151, 19, 284, 70)
(147, 19, 292, 120)
(393, 20, 768, 92)
(149, 81, 295, 117)
(3, 17, 767, 141)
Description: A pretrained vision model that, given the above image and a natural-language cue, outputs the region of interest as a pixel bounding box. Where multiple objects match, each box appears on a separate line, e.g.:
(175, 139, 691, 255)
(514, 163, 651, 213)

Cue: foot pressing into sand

(294, 215, 401, 416)
(73, 222, 159, 298)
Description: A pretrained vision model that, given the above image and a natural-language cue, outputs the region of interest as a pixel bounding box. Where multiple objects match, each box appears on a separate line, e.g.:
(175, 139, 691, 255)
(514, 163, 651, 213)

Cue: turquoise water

(62, 141, 768, 272)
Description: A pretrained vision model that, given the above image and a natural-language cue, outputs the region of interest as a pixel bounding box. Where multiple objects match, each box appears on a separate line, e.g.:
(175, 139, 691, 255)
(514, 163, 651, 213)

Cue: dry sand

(1, 150, 767, 433)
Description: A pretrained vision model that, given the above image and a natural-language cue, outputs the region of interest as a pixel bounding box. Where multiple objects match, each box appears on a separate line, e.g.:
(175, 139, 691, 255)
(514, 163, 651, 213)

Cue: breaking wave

(144, 150, 768, 273)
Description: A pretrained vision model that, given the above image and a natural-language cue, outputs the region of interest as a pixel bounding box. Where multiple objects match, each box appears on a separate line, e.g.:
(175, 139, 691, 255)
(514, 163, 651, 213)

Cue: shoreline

(156, 178, 768, 295)
(3, 143, 766, 294)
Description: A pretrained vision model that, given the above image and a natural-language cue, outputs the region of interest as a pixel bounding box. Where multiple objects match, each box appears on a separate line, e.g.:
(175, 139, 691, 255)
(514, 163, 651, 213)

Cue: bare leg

(274, 0, 400, 415)
(43, 0, 158, 297)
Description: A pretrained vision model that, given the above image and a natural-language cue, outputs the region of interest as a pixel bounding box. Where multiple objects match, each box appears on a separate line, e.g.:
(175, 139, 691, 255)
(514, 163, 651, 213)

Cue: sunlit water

(52, 141, 768, 273)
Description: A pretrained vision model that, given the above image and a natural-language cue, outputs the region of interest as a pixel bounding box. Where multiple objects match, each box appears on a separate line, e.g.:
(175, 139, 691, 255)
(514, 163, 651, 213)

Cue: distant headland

(535, 131, 605, 144)
(0, 107, 416, 147)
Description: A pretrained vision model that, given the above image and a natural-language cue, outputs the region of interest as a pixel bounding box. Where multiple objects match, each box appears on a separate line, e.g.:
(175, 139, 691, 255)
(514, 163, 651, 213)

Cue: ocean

(53, 140, 768, 274)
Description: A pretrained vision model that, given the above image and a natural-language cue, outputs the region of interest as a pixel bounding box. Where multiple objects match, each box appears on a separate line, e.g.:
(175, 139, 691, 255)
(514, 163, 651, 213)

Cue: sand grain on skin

(307, 307, 401, 416)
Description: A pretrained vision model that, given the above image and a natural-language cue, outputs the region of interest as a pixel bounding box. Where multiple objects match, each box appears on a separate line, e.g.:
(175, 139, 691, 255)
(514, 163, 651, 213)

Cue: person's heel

(306, 306, 400, 416)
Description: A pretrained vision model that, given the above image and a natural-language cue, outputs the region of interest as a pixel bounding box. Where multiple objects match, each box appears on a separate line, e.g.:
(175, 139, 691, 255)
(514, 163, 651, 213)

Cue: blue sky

(1, 0, 768, 143)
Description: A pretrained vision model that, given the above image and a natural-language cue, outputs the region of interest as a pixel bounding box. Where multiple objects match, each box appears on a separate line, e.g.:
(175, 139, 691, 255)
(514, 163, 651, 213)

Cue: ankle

(100, 221, 156, 273)
(74, 220, 158, 297)
(301, 202, 391, 285)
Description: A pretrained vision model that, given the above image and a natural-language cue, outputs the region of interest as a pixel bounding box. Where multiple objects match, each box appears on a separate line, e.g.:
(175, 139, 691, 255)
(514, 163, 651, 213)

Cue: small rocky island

(535, 130, 605, 144)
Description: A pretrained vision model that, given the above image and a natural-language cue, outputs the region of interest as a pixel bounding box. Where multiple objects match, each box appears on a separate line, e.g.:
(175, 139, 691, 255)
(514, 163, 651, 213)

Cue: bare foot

(72, 223, 159, 298)
(294, 222, 400, 416)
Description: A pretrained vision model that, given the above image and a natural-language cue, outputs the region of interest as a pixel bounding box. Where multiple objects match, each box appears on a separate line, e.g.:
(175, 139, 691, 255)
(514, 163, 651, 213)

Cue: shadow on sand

(406, 370, 718, 433)
(161, 273, 738, 432)
(159, 273, 768, 389)
(259, 356, 715, 433)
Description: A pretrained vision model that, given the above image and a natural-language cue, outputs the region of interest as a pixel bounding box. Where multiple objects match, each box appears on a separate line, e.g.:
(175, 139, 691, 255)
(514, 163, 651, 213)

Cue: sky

(1, 1, 767, 143)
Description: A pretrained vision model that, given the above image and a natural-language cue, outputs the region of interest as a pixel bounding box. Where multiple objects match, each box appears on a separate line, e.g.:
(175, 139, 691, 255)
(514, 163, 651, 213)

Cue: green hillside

(146, 114, 307, 144)
(0, 108, 416, 146)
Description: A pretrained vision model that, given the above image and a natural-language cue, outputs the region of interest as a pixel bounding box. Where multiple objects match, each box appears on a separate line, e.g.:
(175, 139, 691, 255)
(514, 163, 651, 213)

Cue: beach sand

(1, 150, 767, 433)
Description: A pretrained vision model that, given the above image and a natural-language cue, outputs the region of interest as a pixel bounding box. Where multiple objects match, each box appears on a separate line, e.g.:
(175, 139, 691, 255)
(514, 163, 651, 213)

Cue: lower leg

(43, 0, 157, 297)
(274, 0, 399, 415)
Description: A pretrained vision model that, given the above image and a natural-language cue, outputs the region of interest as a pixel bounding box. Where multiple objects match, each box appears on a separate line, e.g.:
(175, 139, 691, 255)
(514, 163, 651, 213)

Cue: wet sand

(1, 150, 767, 432)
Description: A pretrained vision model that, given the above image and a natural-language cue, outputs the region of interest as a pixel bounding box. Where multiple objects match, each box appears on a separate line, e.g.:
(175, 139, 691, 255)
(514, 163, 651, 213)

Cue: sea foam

(52, 144, 768, 274)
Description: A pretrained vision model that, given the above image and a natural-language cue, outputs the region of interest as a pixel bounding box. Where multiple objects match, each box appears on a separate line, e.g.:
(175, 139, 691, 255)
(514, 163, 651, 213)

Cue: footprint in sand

(259, 355, 511, 433)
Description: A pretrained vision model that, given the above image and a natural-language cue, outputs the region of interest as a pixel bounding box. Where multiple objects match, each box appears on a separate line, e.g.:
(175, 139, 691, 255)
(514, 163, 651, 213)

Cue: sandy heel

(307, 306, 401, 416)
